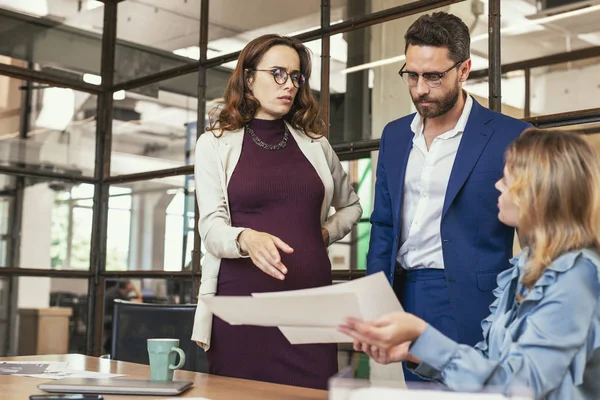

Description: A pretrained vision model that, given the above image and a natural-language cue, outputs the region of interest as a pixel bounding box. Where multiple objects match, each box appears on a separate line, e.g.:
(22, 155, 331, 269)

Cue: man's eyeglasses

(398, 61, 464, 88)
(247, 67, 306, 88)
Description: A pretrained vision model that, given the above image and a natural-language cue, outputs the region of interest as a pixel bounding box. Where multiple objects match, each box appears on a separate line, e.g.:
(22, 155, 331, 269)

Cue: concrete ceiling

(3, 0, 599, 65)
(3, 0, 600, 167)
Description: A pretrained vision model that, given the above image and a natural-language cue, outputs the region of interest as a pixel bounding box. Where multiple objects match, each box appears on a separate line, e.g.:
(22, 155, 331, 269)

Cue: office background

(0, 0, 598, 357)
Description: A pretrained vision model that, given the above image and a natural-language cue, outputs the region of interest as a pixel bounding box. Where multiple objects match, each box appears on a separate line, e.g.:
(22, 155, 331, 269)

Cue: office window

(51, 184, 132, 270)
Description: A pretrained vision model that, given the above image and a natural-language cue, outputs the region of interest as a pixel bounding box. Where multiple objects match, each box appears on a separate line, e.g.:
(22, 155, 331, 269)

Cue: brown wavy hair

(505, 128, 600, 289)
(209, 34, 324, 138)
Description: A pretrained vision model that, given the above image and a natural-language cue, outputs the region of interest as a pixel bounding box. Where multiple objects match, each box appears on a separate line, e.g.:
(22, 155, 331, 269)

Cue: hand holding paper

(200, 272, 403, 344)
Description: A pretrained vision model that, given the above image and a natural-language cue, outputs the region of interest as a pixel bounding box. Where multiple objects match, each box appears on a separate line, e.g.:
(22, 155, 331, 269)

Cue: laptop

(38, 377, 193, 396)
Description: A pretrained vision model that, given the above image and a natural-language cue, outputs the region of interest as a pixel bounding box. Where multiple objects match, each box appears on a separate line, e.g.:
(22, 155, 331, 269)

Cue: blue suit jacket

(367, 98, 531, 346)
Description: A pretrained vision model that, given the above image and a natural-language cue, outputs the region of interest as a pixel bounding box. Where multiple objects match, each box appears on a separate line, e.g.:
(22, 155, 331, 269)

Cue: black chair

(110, 300, 208, 373)
(50, 291, 87, 354)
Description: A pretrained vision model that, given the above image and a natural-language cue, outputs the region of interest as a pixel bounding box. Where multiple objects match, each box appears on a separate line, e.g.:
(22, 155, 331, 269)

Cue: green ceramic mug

(147, 338, 186, 381)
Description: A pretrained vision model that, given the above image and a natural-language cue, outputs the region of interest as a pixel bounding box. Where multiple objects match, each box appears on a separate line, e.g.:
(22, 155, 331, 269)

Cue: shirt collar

(410, 91, 473, 140)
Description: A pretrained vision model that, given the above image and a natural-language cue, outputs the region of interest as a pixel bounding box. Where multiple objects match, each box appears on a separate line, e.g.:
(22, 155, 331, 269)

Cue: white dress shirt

(397, 94, 473, 269)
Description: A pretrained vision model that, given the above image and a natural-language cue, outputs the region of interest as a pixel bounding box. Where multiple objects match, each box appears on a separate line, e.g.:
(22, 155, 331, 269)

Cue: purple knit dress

(206, 118, 337, 390)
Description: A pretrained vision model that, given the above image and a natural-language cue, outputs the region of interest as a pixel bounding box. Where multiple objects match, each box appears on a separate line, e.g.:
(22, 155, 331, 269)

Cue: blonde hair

(505, 128, 600, 289)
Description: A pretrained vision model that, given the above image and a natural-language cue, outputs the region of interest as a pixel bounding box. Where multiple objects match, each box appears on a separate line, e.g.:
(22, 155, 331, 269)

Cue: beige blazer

(191, 121, 362, 350)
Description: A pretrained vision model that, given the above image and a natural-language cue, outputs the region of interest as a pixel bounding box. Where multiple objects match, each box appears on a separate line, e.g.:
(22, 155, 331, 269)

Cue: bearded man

(367, 11, 531, 382)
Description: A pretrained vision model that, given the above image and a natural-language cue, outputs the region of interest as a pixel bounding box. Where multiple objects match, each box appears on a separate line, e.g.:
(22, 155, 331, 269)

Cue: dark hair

(210, 34, 323, 138)
(404, 12, 470, 63)
(118, 280, 130, 290)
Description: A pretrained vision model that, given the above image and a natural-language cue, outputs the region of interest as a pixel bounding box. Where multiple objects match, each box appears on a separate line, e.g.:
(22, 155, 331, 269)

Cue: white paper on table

(21, 369, 126, 380)
(162, 398, 211, 400)
(347, 387, 515, 400)
(8, 362, 70, 376)
(201, 292, 362, 327)
(252, 272, 403, 344)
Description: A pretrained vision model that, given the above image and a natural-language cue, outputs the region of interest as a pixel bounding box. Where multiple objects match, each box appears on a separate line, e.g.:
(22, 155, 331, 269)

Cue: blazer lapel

(442, 101, 494, 219)
(287, 122, 325, 178)
(217, 127, 244, 184)
(393, 131, 415, 225)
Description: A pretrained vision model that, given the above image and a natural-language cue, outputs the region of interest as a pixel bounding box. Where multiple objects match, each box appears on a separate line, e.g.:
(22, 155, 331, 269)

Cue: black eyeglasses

(247, 67, 306, 88)
(399, 60, 464, 88)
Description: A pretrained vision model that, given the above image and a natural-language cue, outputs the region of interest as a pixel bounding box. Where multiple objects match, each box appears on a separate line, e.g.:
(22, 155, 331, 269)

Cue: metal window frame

(0, 0, 597, 356)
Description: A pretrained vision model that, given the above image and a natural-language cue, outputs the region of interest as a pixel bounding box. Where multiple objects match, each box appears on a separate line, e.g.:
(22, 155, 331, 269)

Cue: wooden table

(0, 354, 328, 400)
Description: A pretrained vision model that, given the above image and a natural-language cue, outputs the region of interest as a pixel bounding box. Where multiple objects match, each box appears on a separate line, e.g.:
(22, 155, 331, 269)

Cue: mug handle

(168, 347, 186, 370)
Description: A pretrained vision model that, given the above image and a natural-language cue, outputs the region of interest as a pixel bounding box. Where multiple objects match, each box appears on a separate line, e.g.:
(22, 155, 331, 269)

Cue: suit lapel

(442, 101, 494, 219)
(393, 127, 415, 226)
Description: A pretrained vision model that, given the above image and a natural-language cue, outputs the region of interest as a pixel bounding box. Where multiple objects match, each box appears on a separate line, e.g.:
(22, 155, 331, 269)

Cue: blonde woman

(340, 128, 600, 399)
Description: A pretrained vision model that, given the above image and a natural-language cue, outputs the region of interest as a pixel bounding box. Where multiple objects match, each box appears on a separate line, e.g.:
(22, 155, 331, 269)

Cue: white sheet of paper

(346, 388, 515, 400)
(7, 362, 70, 376)
(252, 272, 403, 344)
(22, 369, 126, 380)
(201, 292, 362, 327)
(277, 326, 351, 344)
(162, 398, 211, 400)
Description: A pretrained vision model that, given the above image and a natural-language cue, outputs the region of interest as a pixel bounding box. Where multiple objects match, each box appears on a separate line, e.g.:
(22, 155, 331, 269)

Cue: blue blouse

(409, 248, 600, 399)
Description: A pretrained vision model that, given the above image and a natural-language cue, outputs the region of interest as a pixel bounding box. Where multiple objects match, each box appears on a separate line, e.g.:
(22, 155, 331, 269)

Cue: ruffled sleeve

(410, 257, 520, 381)
(409, 250, 600, 398)
(474, 257, 521, 357)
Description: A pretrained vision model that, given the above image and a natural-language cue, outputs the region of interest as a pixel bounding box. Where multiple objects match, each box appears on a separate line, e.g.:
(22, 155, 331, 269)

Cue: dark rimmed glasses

(399, 60, 464, 88)
(248, 67, 306, 88)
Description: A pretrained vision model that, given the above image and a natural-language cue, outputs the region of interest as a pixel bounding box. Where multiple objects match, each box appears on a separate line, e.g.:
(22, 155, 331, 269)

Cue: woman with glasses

(342, 129, 600, 399)
(192, 34, 362, 389)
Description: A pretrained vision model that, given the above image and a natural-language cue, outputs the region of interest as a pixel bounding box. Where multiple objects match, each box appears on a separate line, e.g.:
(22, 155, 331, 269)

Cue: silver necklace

(245, 123, 289, 151)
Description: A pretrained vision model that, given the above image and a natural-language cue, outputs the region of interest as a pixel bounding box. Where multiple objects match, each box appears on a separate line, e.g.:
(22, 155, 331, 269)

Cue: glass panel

(331, 0, 380, 23)
(0, 87, 97, 177)
(49, 278, 89, 354)
(106, 176, 192, 272)
(463, 73, 526, 118)
(205, 66, 232, 123)
(206, 0, 321, 58)
(115, 1, 194, 82)
(49, 184, 138, 272)
(49, 183, 95, 271)
(0, 5, 104, 77)
(329, 157, 374, 271)
(110, 72, 197, 176)
(0, 75, 23, 137)
(305, 39, 323, 99)
(0, 277, 8, 355)
(0, 175, 15, 268)
(10, 276, 88, 354)
(530, 57, 600, 116)
(329, 5, 490, 144)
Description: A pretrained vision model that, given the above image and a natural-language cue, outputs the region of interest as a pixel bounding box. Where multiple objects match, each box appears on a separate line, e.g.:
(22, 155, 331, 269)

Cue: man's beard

(412, 83, 460, 119)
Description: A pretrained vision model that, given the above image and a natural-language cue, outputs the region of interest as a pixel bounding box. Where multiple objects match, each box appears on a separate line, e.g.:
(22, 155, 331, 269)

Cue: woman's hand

(237, 229, 294, 280)
(352, 340, 420, 365)
(338, 312, 427, 352)
(321, 227, 330, 246)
